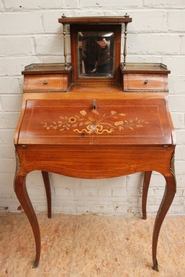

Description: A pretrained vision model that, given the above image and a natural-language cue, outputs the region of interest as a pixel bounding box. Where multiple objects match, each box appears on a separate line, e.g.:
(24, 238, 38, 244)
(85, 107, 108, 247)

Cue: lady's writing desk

(14, 16, 176, 272)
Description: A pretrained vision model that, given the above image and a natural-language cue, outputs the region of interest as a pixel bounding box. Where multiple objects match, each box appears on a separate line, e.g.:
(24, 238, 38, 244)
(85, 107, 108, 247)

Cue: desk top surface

(17, 95, 173, 146)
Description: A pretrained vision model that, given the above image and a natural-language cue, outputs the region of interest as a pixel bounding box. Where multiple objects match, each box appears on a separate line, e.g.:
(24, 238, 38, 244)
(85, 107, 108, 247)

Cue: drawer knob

(43, 80, 48, 84)
(144, 80, 148, 85)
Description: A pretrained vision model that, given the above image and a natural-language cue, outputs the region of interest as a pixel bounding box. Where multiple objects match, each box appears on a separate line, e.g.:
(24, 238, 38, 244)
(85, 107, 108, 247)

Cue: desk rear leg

(142, 171, 152, 220)
(41, 171, 52, 218)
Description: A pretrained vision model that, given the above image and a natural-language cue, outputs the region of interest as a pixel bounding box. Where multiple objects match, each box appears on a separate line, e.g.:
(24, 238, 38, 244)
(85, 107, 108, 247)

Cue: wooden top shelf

(58, 15, 132, 25)
(121, 63, 171, 74)
(22, 63, 72, 75)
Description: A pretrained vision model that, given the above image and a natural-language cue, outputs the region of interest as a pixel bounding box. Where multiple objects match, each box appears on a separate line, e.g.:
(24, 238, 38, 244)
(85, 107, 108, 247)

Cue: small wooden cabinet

(14, 15, 176, 272)
(22, 63, 72, 92)
(121, 63, 170, 92)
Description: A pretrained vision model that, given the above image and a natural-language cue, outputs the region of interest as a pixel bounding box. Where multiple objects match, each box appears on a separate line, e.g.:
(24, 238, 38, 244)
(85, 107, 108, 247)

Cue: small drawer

(23, 74, 71, 92)
(123, 74, 168, 92)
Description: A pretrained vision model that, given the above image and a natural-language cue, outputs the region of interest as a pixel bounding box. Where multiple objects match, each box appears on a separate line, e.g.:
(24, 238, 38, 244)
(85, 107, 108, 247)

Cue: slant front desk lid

(18, 98, 172, 145)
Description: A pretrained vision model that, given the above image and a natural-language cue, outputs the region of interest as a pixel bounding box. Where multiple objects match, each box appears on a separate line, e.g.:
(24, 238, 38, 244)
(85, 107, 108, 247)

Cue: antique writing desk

(14, 16, 176, 271)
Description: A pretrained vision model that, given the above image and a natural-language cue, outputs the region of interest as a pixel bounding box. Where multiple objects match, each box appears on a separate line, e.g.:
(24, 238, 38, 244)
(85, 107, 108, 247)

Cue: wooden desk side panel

(14, 95, 28, 145)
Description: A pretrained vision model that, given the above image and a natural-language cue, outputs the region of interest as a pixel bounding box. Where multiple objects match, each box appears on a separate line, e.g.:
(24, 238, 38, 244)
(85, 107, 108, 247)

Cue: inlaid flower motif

(41, 109, 148, 135)
(115, 121, 124, 126)
(69, 117, 76, 123)
(80, 110, 87, 116)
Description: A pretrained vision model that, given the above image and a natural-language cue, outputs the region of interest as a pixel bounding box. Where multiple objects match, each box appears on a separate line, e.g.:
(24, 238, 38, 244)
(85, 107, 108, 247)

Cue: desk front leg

(14, 171, 41, 268)
(152, 173, 176, 271)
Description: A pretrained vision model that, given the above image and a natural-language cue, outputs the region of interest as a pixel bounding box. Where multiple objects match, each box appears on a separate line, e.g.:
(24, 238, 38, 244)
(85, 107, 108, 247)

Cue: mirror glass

(78, 31, 114, 78)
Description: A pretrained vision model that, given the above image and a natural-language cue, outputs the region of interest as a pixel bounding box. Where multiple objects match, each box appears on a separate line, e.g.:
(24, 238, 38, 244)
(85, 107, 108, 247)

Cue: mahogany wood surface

(58, 16, 132, 25)
(14, 64, 176, 271)
(123, 73, 169, 91)
(23, 74, 71, 92)
(22, 64, 72, 92)
(22, 63, 72, 74)
(70, 24, 122, 84)
(121, 63, 171, 74)
(121, 63, 170, 92)
(17, 97, 172, 145)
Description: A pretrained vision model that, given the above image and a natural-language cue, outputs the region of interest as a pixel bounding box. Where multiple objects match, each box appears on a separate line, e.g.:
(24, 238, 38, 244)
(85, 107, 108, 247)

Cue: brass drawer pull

(144, 80, 148, 84)
(43, 80, 48, 85)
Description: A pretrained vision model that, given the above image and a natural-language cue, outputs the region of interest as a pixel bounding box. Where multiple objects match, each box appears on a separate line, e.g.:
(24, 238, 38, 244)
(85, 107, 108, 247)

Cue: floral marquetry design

(41, 109, 148, 135)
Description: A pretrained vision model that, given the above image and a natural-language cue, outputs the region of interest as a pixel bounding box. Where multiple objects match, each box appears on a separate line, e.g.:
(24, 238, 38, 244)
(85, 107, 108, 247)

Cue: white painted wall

(0, 0, 185, 216)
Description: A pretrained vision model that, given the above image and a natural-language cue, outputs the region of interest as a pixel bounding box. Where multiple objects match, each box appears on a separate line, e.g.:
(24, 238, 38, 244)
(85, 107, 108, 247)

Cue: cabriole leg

(14, 172, 41, 268)
(41, 171, 52, 218)
(152, 174, 176, 272)
(142, 171, 152, 220)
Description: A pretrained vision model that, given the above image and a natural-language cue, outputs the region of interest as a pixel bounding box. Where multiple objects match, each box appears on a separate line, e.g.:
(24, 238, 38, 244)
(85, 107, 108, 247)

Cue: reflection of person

(91, 37, 111, 74)
(78, 36, 84, 73)
(78, 33, 97, 74)
(78, 33, 113, 75)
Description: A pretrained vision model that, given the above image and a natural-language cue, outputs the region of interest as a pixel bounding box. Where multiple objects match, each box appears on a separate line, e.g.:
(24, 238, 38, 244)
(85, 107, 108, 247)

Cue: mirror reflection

(78, 32, 114, 77)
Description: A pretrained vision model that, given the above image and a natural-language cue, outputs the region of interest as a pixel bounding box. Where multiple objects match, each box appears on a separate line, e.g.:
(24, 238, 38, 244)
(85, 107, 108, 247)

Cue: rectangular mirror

(70, 24, 121, 83)
(78, 31, 114, 77)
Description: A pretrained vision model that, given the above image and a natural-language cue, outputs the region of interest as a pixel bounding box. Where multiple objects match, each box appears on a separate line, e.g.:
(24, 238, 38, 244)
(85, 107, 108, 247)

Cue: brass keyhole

(93, 99, 97, 110)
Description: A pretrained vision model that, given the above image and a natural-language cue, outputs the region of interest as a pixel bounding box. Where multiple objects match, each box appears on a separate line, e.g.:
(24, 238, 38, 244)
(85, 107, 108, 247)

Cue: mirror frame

(70, 24, 122, 84)
(58, 15, 132, 84)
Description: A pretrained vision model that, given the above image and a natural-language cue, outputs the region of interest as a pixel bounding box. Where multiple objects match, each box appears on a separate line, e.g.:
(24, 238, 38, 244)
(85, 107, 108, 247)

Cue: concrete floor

(0, 213, 185, 277)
